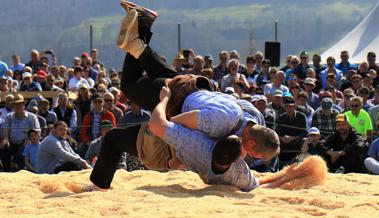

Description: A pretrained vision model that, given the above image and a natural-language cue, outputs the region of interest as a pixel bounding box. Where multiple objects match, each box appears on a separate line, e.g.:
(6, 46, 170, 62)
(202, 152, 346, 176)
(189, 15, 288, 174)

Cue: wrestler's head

(242, 125, 280, 161)
(212, 135, 242, 166)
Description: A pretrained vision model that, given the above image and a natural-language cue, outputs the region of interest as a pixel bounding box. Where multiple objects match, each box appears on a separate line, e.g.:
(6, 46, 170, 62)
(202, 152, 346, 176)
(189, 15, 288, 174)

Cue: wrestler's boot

(118, 10, 147, 60)
(120, 0, 158, 44)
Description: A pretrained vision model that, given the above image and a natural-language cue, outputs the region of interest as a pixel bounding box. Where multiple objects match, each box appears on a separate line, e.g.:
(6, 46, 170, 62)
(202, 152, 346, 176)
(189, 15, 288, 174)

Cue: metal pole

(178, 23, 181, 52)
(274, 21, 278, 42)
(90, 25, 93, 52)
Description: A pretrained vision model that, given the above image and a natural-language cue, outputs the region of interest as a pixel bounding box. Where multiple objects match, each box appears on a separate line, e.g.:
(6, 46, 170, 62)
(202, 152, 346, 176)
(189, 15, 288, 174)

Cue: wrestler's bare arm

(169, 110, 200, 130)
(149, 87, 171, 139)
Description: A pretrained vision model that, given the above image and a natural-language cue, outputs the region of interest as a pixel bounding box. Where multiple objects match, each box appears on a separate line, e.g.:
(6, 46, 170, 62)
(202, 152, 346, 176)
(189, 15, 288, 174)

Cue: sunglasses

(94, 100, 103, 103)
(351, 104, 361, 108)
(104, 99, 113, 102)
(291, 62, 299, 64)
(352, 80, 361, 83)
(300, 56, 308, 59)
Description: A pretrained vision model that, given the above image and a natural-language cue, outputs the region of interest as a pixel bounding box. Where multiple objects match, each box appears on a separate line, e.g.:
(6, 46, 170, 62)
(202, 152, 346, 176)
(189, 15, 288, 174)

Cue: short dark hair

(212, 136, 242, 165)
(262, 59, 271, 66)
(246, 55, 255, 63)
(249, 125, 280, 160)
(53, 121, 68, 129)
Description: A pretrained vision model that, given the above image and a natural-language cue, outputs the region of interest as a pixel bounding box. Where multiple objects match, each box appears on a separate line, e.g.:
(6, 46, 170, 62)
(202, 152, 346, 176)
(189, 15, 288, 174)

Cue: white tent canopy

(321, 1, 379, 64)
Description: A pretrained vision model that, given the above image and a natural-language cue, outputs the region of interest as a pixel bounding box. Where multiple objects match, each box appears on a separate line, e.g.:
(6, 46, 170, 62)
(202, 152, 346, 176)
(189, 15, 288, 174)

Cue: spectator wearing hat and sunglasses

(344, 96, 373, 141)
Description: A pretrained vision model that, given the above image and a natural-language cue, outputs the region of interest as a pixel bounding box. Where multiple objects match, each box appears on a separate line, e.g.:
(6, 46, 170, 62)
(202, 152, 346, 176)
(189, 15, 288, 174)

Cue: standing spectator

(119, 101, 150, 127)
(68, 66, 89, 91)
(220, 59, 249, 92)
(213, 50, 229, 83)
(276, 97, 307, 166)
(335, 51, 357, 75)
(324, 114, 366, 173)
(0, 57, 9, 78)
(54, 93, 77, 131)
(9, 54, 25, 74)
(280, 55, 293, 72)
(312, 98, 339, 139)
(22, 129, 40, 172)
(364, 138, 379, 174)
(285, 57, 300, 78)
(320, 57, 343, 90)
(80, 93, 116, 146)
(254, 51, 264, 73)
(344, 96, 373, 140)
(311, 54, 326, 75)
(245, 55, 257, 86)
(20, 72, 42, 91)
(103, 92, 124, 124)
(293, 51, 313, 80)
(264, 71, 289, 101)
(1, 94, 40, 172)
(36, 121, 91, 174)
(91, 48, 104, 69)
(367, 52, 379, 72)
(189, 55, 204, 75)
(369, 104, 379, 139)
(25, 49, 43, 73)
(229, 50, 247, 76)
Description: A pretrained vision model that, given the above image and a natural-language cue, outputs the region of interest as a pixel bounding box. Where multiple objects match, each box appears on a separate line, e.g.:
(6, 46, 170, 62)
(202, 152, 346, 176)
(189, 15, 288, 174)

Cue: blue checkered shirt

(164, 122, 259, 192)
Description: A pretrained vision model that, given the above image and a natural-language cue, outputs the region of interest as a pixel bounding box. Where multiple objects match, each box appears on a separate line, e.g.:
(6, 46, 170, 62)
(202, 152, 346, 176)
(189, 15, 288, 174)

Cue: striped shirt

(3, 112, 40, 144)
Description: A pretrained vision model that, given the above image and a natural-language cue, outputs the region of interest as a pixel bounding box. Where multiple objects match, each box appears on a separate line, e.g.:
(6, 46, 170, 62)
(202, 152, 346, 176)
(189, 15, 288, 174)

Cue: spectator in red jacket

(80, 93, 116, 147)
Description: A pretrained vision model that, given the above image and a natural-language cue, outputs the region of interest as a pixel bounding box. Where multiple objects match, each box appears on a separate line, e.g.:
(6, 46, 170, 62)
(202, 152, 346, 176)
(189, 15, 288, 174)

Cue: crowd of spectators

(0, 47, 378, 176)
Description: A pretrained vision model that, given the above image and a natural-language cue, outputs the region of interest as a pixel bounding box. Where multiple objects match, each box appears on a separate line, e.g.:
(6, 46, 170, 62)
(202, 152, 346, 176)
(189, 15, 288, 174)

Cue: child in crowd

(22, 129, 40, 172)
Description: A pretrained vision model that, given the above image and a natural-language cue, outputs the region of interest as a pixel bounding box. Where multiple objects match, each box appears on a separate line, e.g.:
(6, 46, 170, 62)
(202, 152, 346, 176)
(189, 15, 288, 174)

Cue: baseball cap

(282, 91, 293, 98)
(79, 83, 89, 90)
(92, 93, 103, 101)
(272, 90, 283, 97)
(336, 114, 350, 123)
(204, 54, 214, 61)
(36, 70, 47, 79)
(307, 127, 320, 135)
(321, 98, 333, 109)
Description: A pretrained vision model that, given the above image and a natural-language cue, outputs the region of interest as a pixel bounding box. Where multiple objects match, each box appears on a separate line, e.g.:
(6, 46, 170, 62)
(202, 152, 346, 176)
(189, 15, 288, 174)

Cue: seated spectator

(80, 93, 116, 146)
(364, 138, 379, 174)
(54, 93, 77, 131)
(119, 101, 150, 127)
(368, 104, 379, 139)
(339, 69, 356, 91)
(109, 87, 128, 113)
(264, 71, 289, 101)
(285, 57, 300, 79)
(22, 129, 40, 172)
(9, 54, 25, 74)
(296, 91, 314, 128)
(37, 99, 57, 125)
(103, 92, 123, 124)
(220, 59, 249, 92)
(339, 88, 355, 112)
(351, 74, 363, 93)
(344, 96, 373, 141)
(74, 83, 92, 123)
(36, 121, 91, 174)
(20, 72, 42, 91)
(301, 127, 328, 157)
(267, 90, 285, 120)
(368, 85, 379, 106)
(289, 82, 301, 102)
(254, 59, 271, 87)
(311, 54, 326, 75)
(28, 106, 47, 138)
(293, 51, 313, 81)
(35, 70, 52, 91)
(357, 86, 375, 112)
(303, 78, 320, 109)
(276, 97, 307, 166)
(320, 57, 343, 90)
(252, 95, 276, 129)
(25, 49, 43, 73)
(324, 114, 366, 173)
(68, 66, 89, 91)
(318, 91, 343, 113)
(312, 98, 338, 139)
(85, 120, 126, 169)
(189, 55, 204, 75)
